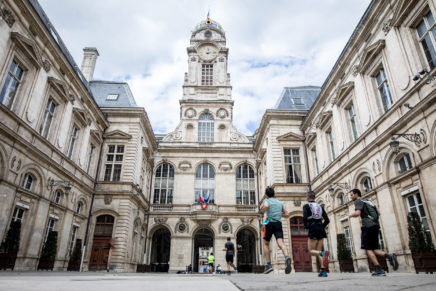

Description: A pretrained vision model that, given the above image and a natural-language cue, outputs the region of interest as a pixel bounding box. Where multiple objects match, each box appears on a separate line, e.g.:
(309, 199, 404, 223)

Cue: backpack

(308, 202, 323, 220)
(362, 199, 379, 222)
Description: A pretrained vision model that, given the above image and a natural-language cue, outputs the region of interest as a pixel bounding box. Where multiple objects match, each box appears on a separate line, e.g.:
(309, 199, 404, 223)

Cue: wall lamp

(49, 178, 72, 195)
(328, 182, 350, 195)
(389, 133, 422, 155)
(412, 69, 436, 83)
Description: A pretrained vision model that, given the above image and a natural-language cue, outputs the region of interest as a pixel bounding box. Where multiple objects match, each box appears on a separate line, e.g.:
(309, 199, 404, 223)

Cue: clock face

(198, 44, 218, 61)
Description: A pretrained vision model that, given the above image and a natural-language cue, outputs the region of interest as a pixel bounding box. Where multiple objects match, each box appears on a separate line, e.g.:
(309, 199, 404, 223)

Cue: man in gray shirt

(348, 188, 398, 276)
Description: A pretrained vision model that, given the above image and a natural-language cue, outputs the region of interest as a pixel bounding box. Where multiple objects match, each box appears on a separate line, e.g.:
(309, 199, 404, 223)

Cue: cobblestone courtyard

(0, 272, 435, 291)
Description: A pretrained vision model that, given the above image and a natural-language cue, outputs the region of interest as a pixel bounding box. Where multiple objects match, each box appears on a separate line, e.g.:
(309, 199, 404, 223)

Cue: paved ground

(0, 272, 435, 291)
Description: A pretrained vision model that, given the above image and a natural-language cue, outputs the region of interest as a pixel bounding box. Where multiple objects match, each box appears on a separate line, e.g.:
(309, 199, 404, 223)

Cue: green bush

(70, 239, 82, 263)
(0, 220, 21, 254)
(407, 212, 435, 254)
(41, 231, 58, 258)
(337, 233, 352, 260)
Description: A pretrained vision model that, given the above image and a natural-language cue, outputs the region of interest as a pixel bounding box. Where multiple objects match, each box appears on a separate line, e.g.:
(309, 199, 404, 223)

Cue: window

(398, 153, 413, 173)
(406, 193, 430, 232)
(375, 67, 393, 112)
(94, 215, 114, 236)
(362, 177, 373, 193)
(338, 193, 346, 206)
(44, 218, 56, 243)
(76, 202, 83, 214)
(0, 60, 24, 108)
(198, 113, 214, 142)
(67, 125, 79, 159)
(344, 226, 354, 254)
(312, 149, 319, 176)
(106, 94, 119, 101)
(291, 97, 304, 105)
(195, 163, 215, 204)
(236, 164, 256, 205)
(327, 130, 336, 161)
(11, 207, 25, 223)
(104, 145, 124, 181)
(39, 98, 57, 138)
(284, 149, 301, 183)
(86, 144, 96, 174)
(416, 11, 436, 69)
(21, 173, 34, 190)
(201, 64, 213, 85)
(153, 163, 175, 204)
(53, 190, 62, 204)
(346, 104, 359, 141)
(69, 226, 78, 256)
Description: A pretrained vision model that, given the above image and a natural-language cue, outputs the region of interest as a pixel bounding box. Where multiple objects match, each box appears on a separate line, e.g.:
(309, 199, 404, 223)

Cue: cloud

(39, 0, 371, 135)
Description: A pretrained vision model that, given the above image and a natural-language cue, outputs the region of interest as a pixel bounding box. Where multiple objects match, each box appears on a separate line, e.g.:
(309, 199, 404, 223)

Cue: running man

(348, 188, 399, 276)
(207, 252, 215, 273)
(223, 237, 236, 275)
(260, 186, 292, 274)
(303, 191, 330, 277)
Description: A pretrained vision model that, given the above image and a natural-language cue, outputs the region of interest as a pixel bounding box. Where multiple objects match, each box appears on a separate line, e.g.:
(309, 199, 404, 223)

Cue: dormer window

(291, 97, 304, 105)
(106, 94, 119, 101)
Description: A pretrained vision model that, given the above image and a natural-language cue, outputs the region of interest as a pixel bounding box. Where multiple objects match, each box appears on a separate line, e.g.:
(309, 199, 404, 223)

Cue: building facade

(0, 0, 435, 273)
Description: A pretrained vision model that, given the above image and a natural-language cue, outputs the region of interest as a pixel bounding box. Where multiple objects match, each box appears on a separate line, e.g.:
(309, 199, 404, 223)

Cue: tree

(70, 239, 82, 263)
(0, 220, 21, 254)
(337, 233, 352, 260)
(407, 212, 435, 254)
(41, 231, 58, 258)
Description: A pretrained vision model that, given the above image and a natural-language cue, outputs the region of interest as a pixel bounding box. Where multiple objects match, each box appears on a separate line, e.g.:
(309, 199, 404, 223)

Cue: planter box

(0, 253, 17, 270)
(136, 264, 150, 273)
(367, 255, 389, 273)
(253, 265, 265, 273)
(37, 257, 55, 270)
(67, 260, 81, 271)
(339, 259, 354, 272)
(412, 253, 436, 274)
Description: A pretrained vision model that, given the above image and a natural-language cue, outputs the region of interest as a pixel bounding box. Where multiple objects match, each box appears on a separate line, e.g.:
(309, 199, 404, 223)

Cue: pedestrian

(259, 186, 292, 274)
(303, 190, 330, 277)
(348, 188, 399, 276)
(216, 264, 222, 274)
(207, 252, 215, 273)
(223, 237, 237, 275)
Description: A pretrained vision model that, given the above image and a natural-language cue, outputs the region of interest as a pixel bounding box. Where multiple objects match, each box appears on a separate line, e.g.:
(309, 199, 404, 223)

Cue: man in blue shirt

(260, 186, 292, 274)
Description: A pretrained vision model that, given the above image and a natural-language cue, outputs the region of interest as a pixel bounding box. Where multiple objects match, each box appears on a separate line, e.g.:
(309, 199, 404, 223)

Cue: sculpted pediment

(103, 129, 132, 140)
(10, 32, 42, 67)
(359, 40, 385, 73)
(392, 0, 419, 27)
(276, 132, 304, 141)
(332, 82, 354, 106)
(48, 77, 69, 102)
(315, 111, 333, 129)
(72, 108, 90, 127)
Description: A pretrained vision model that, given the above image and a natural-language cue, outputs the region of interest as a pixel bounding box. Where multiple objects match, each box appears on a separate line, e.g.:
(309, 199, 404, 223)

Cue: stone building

(1, 0, 435, 274)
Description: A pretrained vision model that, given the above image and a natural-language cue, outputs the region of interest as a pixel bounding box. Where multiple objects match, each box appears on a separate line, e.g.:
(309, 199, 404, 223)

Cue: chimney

(80, 47, 99, 82)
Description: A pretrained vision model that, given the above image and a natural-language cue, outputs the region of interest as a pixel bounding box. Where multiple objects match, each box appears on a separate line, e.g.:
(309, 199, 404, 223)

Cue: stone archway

(236, 228, 256, 272)
(193, 228, 214, 273)
(150, 227, 171, 272)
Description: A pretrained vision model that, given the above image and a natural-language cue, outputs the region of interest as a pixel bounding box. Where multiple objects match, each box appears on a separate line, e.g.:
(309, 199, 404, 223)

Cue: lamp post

(328, 182, 350, 196)
(49, 178, 72, 195)
(389, 133, 422, 155)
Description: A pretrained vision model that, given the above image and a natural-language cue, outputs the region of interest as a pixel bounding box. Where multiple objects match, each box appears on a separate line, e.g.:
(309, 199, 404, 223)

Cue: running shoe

(371, 269, 386, 276)
(318, 271, 328, 277)
(322, 250, 329, 269)
(263, 263, 273, 274)
(285, 257, 292, 274)
(231, 263, 237, 270)
(387, 253, 398, 271)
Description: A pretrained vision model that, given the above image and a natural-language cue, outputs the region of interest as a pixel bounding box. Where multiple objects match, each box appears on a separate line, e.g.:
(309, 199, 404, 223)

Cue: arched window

(397, 153, 413, 173)
(76, 201, 83, 214)
(198, 113, 214, 142)
(338, 192, 346, 206)
(236, 164, 256, 205)
(54, 190, 62, 204)
(362, 177, 373, 193)
(153, 163, 174, 204)
(21, 173, 34, 190)
(94, 215, 114, 236)
(195, 163, 215, 203)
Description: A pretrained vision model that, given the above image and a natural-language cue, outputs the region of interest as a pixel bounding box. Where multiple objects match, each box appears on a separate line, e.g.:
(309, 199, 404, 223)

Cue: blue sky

(39, 0, 372, 135)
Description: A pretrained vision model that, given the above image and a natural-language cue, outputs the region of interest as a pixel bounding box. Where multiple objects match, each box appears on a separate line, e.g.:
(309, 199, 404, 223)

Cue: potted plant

(337, 233, 354, 272)
(408, 212, 436, 274)
(38, 231, 58, 270)
(67, 239, 82, 271)
(0, 220, 21, 270)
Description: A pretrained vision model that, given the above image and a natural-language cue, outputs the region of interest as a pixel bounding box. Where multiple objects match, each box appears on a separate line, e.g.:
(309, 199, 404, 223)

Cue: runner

(303, 191, 330, 277)
(223, 237, 237, 275)
(348, 188, 399, 276)
(207, 252, 215, 274)
(260, 186, 292, 274)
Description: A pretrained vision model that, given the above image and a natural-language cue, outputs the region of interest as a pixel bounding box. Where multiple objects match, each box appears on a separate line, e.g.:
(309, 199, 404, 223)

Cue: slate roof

(89, 81, 137, 108)
(274, 86, 321, 111)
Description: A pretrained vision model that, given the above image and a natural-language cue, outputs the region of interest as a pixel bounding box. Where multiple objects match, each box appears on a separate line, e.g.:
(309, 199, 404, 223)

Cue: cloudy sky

(38, 0, 371, 135)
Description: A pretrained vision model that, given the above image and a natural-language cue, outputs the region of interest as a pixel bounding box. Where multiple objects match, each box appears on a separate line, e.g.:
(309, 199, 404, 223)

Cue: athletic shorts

(208, 262, 214, 268)
(226, 254, 234, 263)
(308, 223, 327, 240)
(263, 221, 283, 241)
(361, 225, 380, 250)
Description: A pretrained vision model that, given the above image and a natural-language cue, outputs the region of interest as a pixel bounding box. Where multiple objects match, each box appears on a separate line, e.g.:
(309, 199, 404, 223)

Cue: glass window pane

(427, 11, 435, 26)
(408, 196, 416, 208)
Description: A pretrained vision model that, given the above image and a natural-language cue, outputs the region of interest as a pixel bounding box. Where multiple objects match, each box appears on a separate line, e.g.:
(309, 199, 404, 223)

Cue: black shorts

(226, 253, 234, 263)
(361, 225, 380, 250)
(308, 223, 327, 240)
(263, 221, 283, 241)
(208, 262, 214, 268)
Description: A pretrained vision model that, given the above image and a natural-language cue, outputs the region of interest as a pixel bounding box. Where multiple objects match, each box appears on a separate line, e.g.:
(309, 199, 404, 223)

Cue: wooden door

(290, 216, 312, 272)
(89, 237, 111, 270)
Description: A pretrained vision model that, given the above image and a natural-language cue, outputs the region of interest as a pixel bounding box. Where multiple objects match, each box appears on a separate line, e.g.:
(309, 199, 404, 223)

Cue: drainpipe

(256, 161, 263, 265)
(142, 157, 154, 265)
(80, 128, 106, 272)
(302, 130, 312, 192)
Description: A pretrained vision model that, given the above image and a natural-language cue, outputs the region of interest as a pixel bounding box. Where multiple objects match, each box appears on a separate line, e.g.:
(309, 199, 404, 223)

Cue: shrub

(41, 231, 58, 258)
(407, 212, 435, 254)
(0, 220, 22, 254)
(337, 233, 352, 260)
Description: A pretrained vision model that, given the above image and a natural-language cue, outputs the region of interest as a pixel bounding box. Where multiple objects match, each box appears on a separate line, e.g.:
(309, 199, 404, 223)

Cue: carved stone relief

(240, 217, 253, 225)
(175, 217, 189, 233)
(219, 217, 232, 233)
(154, 217, 168, 224)
(104, 195, 112, 205)
(178, 161, 192, 171)
(218, 161, 232, 171)
(1, 7, 15, 27)
(216, 108, 228, 119)
(351, 65, 359, 76)
(42, 60, 51, 72)
(382, 19, 392, 35)
(185, 108, 196, 118)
